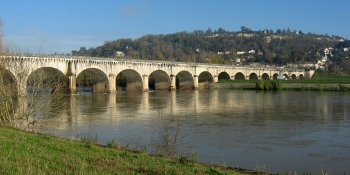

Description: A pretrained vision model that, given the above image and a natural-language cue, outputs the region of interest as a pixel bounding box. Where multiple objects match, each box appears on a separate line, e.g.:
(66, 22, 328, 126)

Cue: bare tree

(0, 58, 18, 125)
(151, 114, 191, 157)
(0, 18, 4, 53)
(0, 56, 69, 132)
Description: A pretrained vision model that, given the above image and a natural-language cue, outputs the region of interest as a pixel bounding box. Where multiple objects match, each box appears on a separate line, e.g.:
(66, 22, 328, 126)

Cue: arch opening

(27, 67, 68, 94)
(176, 71, 193, 90)
(291, 74, 297, 79)
(234, 72, 245, 80)
(249, 73, 258, 80)
(116, 69, 142, 91)
(272, 73, 278, 80)
(149, 70, 170, 91)
(299, 74, 304, 79)
(218, 72, 230, 80)
(261, 73, 270, 80)
(76, 68, 109, 93)
(283, 74, 289, 80)
(198, 71, 213, 89)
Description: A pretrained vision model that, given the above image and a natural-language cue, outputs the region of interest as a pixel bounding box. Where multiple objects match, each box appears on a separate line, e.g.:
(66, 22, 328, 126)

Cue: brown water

(43, 89, 350, 174)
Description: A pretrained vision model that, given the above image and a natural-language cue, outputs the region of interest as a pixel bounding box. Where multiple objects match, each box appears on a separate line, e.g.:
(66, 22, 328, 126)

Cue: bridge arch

(283, 73, 289, 79)
(149, 70, 170, 91)
(176, 71, 193, 90)
(27, 67, 68, 93)
(261, 73, 270, 80)
(249, 73, 258, 80)
(198, 71, 213, 89)
(234, 72, 245, 80)
(272, 73, 278, 80)
(291, 74, 297, 79)
(116, 69, 143, 91)
(218, 72, 230, 80)
(0, 67, 18, 103)
(76, 68, 109, 93)
(299, 74, 304, 79)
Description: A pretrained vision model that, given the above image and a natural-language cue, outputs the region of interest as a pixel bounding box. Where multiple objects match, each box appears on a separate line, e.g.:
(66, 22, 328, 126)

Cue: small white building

(115, 51, 124, 57)
(248, 50, 255, 54)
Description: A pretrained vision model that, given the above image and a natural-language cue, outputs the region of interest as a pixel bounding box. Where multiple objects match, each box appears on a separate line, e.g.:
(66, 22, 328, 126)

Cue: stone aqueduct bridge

(2, 56, 312, 94)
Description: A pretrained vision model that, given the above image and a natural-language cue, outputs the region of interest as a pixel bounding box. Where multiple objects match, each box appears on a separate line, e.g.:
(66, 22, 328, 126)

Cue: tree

(155, 51, 164, 60)
(0, 18, 4, 53)
(241, 26, 248, 32)
(0, 57, 68, 132)
(205, 27, 212, 35)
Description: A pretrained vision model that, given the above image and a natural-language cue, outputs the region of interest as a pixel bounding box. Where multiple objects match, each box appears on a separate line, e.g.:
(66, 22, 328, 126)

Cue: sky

(1, 0, 350, 54)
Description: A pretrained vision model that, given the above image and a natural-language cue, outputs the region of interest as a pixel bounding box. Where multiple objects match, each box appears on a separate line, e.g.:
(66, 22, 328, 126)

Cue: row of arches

(218, 72, 304, 80)
(2, 67, 305, 94)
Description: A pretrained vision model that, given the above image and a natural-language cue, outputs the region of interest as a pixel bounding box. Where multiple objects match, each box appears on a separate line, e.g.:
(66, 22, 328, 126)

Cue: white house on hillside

(248, 50, 255, 54)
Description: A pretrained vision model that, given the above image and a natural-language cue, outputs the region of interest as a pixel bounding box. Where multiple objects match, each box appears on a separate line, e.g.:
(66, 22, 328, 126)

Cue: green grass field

(0, 126, 268, 175)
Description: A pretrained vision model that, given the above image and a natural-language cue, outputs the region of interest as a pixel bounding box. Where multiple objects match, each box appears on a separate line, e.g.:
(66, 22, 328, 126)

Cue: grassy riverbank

(0, 126, 269, 175)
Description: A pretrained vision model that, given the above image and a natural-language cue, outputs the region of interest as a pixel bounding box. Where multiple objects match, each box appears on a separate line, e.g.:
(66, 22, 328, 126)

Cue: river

(42, 89, 350, 174)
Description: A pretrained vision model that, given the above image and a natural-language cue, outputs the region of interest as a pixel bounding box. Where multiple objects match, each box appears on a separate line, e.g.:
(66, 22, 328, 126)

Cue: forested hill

(72, 27, 350, 66)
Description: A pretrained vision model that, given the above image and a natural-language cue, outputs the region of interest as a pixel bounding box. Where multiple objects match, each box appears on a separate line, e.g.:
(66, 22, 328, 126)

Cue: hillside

(72, 27, 350, 73)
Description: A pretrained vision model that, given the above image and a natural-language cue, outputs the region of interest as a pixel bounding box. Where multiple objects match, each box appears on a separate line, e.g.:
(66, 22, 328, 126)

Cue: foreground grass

(0, 126, 266, 175)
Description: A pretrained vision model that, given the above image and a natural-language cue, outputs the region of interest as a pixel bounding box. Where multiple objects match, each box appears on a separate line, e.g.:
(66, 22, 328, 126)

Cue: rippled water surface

(43, 90, 350, 174)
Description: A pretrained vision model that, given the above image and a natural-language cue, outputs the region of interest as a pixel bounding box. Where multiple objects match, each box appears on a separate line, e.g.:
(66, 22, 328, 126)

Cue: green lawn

(0, 126, 267, 175)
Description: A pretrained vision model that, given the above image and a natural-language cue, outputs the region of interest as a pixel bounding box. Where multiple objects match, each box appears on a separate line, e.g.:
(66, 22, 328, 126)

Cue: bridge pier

(108, 74, 116, 93)
(193, 75, 199, 90)
(68, 75, 76, 94)
(142, 74, 149, 92)
(213, 76, 218, 83)
(170, 75, 176, 90)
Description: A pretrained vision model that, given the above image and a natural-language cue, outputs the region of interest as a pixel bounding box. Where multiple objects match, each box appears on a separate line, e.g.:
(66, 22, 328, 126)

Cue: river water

(42, 89, 350, 174)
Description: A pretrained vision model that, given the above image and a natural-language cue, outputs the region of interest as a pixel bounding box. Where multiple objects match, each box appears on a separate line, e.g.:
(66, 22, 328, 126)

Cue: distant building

(218, 51, 230, 55)
(248, 50, 255, 54)
(115, 51, 124, 57)
(237, 51, 245, 55)
(322, 55, 328, 62)
(324, 48, 330, 55)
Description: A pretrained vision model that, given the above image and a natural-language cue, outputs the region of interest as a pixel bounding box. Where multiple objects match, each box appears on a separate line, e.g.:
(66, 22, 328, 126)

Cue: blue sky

(1, 0, 349, 54)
